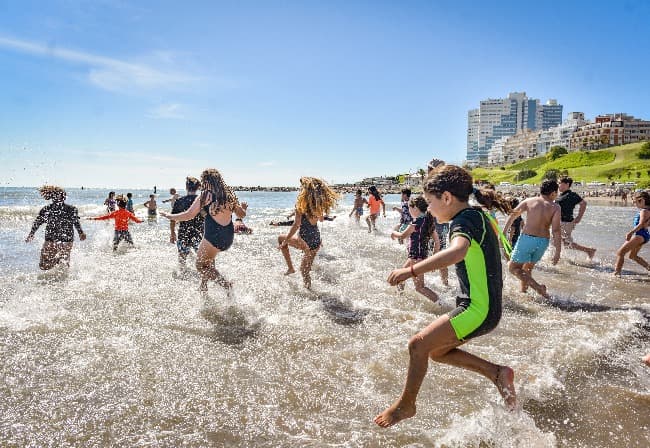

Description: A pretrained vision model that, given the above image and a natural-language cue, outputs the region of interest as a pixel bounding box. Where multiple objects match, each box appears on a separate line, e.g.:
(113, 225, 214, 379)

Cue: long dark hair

(409, 195, 435, 241)
(368, 185, 381, 201)
(199, 168, 239, 213)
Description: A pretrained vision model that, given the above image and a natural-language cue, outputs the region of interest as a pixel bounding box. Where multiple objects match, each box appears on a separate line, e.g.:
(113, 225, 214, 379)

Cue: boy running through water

(89, 195, 143, 250)
(375, 165, 515, 428)
(26, 185, 86, 270)
(503, 180, 562, 298)
(348, 189, 368, 224)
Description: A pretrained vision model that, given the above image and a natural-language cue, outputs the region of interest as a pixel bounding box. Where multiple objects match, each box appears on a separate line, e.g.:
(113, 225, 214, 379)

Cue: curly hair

(38, 185, 66, 202)
(295, 177, 339, 219)
(199, 168, 239, 213)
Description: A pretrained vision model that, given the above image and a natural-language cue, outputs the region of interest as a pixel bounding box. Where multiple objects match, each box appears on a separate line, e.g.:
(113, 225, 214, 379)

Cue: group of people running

(25, 161, 650, 428)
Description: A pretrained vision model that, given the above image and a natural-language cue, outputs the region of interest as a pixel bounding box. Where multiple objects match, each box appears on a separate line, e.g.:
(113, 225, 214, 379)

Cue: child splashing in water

(390, 195, 439, 303)
(161, 169, 247, 292)
(375, 165, 516, 428)
(278, 177, 339, 289)
(614, 191, 650, 276)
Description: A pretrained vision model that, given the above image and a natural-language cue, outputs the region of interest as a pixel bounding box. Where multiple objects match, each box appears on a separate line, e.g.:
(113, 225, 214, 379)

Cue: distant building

(538, 112, 587, 154)
(569, 113, 650, 150)
(466, 92, 563, 166)
(501, 130, 542, 164)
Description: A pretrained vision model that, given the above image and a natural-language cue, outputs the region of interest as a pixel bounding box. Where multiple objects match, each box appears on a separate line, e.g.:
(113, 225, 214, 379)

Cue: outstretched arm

(391, 223, 415, 240)
(503, 202, 526, 235)
(388, 235, 469, 285)
(160, 196, 201, 222)
(26, 209, 46, 242)
(574, 200, 587, 224)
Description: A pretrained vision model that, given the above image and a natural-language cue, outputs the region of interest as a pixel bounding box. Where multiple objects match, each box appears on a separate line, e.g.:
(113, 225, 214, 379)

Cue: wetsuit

(633, 211, 650, 244)
(172, 194, 204, 254)
(408, 214, 431, 260)
(299, 214, 321, 250)
(28, 202, 84, 242)
(447, 208, 503, 341)
(202, 193, 234, 251)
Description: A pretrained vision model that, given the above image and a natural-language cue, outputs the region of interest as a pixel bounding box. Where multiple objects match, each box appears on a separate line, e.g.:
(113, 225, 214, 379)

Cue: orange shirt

(368, 196, 384, 215)
(94, 208, 142, 230)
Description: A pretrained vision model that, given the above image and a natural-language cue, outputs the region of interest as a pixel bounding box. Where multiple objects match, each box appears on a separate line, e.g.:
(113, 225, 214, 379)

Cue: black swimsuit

(202, 193, 234, 251)
(299, 214, 321, 250)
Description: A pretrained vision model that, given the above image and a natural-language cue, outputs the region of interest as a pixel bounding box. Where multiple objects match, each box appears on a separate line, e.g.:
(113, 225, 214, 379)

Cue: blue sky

(1, 0, 649, 188)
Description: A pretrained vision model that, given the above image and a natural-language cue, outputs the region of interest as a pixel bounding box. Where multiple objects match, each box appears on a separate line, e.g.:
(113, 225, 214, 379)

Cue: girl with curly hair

(161, 169, 247, 292)
(278, 177, 339, 289)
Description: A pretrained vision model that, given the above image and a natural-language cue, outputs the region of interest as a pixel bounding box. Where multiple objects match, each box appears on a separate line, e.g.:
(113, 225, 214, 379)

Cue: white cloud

(147, 103, 185, 119)
(0, 35, 199, 93)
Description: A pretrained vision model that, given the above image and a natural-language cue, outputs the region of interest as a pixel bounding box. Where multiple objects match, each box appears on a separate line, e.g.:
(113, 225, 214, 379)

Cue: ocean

(1, 187, 648, 447)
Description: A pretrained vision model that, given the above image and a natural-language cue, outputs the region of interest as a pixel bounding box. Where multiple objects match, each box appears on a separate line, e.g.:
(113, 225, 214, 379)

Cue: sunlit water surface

(1, 188, 648, 447)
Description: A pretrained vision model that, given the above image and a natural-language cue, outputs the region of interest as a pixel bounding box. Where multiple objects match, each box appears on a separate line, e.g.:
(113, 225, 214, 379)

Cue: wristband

(410, 264, 416, 277)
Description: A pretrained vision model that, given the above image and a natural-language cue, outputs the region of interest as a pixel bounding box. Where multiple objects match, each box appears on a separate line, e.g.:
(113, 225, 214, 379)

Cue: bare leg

(169, 221, 176, 244)
(614, 237, 642, 275)
(278, 235, 295, 274)
(440, 266, 449, 286)
(300, 246, 319, 289)
(629, 244, 650, 271)
(412, 266, 439, 303)
(366, 215, 372, 233)
(509, 261, 548, 298)
(195, 239, 226, 292)
(566, 240, 596, 259)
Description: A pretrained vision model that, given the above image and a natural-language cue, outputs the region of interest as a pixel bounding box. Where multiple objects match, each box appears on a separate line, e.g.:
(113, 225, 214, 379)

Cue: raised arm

(160, 196, 201, 222)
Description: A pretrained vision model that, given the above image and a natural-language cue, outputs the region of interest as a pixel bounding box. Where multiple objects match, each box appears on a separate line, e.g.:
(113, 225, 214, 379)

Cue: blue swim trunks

(356, 207, 364, 216)
(510, 234, 549, 264)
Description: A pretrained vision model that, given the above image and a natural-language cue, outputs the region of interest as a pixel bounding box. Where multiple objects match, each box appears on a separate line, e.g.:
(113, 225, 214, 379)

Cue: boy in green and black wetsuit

(375, 165, 516, 429)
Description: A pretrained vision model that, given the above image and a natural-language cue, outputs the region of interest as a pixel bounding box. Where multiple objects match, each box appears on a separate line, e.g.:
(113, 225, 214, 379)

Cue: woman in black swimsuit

(161, 169, 247, 292)
(278, 177, 339, 289)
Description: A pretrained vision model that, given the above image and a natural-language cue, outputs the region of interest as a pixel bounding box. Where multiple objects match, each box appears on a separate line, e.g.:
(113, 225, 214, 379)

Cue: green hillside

(471, 142, 650, 188)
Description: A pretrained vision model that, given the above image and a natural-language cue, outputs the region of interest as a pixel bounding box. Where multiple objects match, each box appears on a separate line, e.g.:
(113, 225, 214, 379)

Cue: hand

(387, 267, 411, 286)
(625, 231, 633, 241)
(160, 211, 169, 218)
(79, 233, 87, 241)
(241, 202, 248, 210)
(25, 235, 33, 243)
(573, 219, 581, 225)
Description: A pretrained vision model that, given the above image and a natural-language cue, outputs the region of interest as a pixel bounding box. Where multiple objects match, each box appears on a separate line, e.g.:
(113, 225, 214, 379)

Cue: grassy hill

(471, 142, 650, 188)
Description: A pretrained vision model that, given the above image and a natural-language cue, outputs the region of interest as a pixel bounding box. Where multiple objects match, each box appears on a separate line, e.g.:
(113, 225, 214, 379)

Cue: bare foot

(613, 271, 622, 277)
(373, 400, 416, 428)
(587, 248, 596, 260)
(536, 284, 549, 299)
(519, 280, 528, 293)
(494, 366, 517, 410)
(284, 268, 295, 276)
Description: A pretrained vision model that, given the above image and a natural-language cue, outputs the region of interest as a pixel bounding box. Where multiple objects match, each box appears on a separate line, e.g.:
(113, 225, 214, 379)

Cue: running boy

(375, 165, 516, 428)
(26, 185, 86, 270)
(349, 189, 368, 223)
(90, 195, 143, 250)
(613, 191, 650, 276)
(503, 180, 561, 298)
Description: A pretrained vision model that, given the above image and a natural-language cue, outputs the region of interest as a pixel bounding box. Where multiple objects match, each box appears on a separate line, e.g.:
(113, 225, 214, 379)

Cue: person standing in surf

(167, 177, 204, 269)
(89, 195, 143, 250)
(365, 185, 385, 233)
(160, 169, 247, 292)
(555, 177, 596, 260)
(278, 177, 339, 289)
(26, 185, 86, 270)
(375, 165, 516, 428)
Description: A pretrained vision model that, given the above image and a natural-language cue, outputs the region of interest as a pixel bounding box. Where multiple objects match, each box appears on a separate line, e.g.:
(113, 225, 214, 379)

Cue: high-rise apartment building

(466, 92, 563, 166)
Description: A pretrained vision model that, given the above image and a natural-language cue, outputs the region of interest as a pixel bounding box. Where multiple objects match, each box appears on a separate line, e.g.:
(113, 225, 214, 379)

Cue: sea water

(1, 188, 648, 447)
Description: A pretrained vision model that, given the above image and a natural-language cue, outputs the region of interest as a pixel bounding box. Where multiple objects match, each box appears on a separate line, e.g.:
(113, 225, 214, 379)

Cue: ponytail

(473, 188, 512, 214)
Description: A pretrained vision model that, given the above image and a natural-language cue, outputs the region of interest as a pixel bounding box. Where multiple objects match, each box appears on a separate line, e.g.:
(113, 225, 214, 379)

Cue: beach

(1, 188, 649, 447)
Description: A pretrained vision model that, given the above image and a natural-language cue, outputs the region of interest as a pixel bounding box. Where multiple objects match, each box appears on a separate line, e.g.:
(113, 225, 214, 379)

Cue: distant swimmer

(503, 180, 562, 299)
(390, 195, 439, 303)
(555, 177, 596, 260)
(375, 165, 516, 428)
(26, 185, 86, 270)
(613, 191, 650, 276)
(104, 191, 116, 213)
(278, 177, 339, 289)
(348, 189, 368, 224)
(160, 169, 247, 293)
(143, 194, 158, 221)
(89, 195, 143, 250)
(126, 193, 134, 213)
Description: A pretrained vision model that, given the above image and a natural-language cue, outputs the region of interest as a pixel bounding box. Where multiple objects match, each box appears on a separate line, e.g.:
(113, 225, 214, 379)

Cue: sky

(1, 0, 649, 189)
